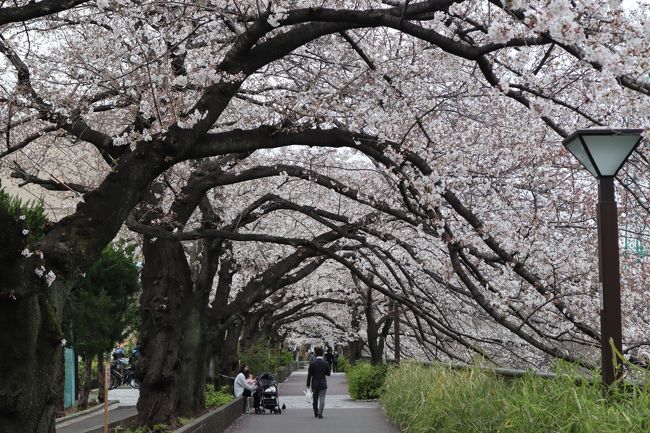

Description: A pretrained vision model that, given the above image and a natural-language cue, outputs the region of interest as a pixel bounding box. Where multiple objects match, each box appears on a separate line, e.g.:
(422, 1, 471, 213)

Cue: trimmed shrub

(381, 362, 650, 433)
(347, 362, 388, 400)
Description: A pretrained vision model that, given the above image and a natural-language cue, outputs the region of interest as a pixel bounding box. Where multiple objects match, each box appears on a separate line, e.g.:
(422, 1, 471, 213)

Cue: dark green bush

(347, 362, 388, 400)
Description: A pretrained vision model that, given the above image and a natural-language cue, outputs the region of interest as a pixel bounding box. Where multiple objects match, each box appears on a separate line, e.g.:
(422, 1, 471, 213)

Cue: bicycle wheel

(109, 372, 121, 389)
(129, 377, 140, 389)
(98, 382, 105, 403)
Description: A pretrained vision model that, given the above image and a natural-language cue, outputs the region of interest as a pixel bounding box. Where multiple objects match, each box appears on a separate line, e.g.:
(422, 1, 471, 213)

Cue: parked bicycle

(109, 356, 140, 389)
(100, 347, 140, 393)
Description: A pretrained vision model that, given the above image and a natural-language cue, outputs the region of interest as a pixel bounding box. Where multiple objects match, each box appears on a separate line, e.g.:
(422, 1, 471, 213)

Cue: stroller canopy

(257, 372, 276, 387)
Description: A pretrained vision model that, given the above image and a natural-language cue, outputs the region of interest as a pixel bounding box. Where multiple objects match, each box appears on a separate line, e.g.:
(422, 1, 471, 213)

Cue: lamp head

(563, 128, 644, 177)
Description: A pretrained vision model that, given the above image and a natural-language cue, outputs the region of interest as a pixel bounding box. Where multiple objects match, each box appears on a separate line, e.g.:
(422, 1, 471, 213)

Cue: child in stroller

(255, 372, 282, 414)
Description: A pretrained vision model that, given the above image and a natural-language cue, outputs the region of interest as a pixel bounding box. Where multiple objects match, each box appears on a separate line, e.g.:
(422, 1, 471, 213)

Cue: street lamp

(563, 128, 644, 387)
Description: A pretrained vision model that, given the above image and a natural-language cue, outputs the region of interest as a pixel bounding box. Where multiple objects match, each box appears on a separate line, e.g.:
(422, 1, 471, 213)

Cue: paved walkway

(56, 388, 139, 433)
(224, 368, 400, 433)
(57, 368, 400, 433)
(57, 406, 137, 433)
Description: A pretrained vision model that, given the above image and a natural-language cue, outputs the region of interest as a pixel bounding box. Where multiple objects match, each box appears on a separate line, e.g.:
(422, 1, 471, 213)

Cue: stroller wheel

(278, 408, 282, 415)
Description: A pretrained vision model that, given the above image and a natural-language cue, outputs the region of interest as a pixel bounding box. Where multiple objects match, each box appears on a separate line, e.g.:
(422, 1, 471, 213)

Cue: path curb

(174, 397, 244, 433)
(55, 401, 120, 427)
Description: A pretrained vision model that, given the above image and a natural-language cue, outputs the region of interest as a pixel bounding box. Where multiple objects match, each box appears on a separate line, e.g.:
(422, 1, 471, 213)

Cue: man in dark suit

(306, 346, 331, 419)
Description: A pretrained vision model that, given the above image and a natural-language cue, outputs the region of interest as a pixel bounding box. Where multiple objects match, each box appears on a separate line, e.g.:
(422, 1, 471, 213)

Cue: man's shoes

(318, 414, 323, 419)
(314, 413, 318, 418)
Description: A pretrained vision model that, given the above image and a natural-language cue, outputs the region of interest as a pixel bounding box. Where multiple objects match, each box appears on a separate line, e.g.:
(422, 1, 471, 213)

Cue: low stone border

(84, 411, 139, 433)
(81, 398, 243, 433)
(76, 365, 295, 433)
(174, 397, 244, 433)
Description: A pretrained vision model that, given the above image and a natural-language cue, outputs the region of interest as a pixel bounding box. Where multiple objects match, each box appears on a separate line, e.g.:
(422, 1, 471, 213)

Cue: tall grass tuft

(380, 362, 650, 433)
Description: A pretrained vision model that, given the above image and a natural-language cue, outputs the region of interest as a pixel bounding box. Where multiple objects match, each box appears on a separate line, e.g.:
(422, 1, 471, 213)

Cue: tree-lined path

(225, 367, 399, 433)
(3, 1, 650, 432)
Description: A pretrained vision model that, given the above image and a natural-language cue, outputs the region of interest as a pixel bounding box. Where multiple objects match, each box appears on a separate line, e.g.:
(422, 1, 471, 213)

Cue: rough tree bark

(347, 302, 364, 365)
(176, 294, 208, 416)
(96, 354, 104, 403)
(364, 287, 393, 366)
(77, 355, 93, 409)
(216, 322, 243, 379)
(0, 209, 64, 433)
(136, 236, 192, 427)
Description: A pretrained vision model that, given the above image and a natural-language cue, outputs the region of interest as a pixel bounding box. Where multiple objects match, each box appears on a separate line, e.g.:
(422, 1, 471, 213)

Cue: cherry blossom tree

(2, 0, 650, 432)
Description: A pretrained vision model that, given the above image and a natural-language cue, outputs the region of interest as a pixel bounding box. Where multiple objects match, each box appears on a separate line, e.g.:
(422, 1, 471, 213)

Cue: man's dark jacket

(307, 357, 331, 391)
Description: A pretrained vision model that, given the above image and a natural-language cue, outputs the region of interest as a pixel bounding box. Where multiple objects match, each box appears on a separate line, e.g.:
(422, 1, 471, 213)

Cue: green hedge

(381, 362, 650, 433)
(347, 362, 388, 400)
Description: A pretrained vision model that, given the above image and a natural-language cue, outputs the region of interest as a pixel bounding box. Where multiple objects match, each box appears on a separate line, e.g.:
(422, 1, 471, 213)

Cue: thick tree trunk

(176, 297, 207, 416)
(366, 323, 382, 365)
(78, 355, 93, 409)
(136, 237, 192, 427)
(348, 340, 364, 365)
(239, 313, 262, 353)
(211, 321, 241, 389)
(0, 291, 63, 433)
(347, 300, 364, 365)
(371, 339, 385, 365)
(363, 288, 384, 365)
(0, 212, 64, 433)
(207, 246, 240, 388)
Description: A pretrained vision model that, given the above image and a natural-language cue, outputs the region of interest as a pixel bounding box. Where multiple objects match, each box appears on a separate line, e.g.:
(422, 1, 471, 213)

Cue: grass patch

(178, 416, 192, 425)
(124, 424, 168, 433)
(205, 384, 235, 409)
(380, 362, 650, 433)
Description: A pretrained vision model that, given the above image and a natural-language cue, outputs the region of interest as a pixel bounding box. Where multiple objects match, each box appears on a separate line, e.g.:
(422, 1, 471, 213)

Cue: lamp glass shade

(565, 137, 598, 177)
(563, 129, 643, 177)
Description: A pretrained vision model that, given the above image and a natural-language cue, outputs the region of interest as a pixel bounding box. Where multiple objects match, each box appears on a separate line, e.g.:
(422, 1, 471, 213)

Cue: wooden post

(103, 362, 109, 433)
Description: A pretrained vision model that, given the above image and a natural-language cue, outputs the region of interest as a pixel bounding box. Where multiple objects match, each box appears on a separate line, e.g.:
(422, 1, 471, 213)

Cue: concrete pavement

(224, 368, 400, 433)
(56, 388, 139, 433)
(57, 407, 137, 433)
(57, 367, 400, 433)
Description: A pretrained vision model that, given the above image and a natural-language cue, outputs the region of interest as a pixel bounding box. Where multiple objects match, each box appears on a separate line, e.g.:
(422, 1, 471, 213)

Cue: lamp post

(562, 128, 644, 387)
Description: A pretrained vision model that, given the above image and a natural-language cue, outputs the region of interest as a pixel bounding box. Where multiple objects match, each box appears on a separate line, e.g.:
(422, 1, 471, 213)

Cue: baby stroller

(256, 372, 282, 414)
